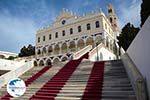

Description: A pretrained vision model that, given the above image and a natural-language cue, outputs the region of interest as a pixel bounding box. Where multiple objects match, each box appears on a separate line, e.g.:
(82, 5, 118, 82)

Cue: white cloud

(0, 10, 37, 53)
(117, 0, 142, 28)
(30, 0, 57, 28)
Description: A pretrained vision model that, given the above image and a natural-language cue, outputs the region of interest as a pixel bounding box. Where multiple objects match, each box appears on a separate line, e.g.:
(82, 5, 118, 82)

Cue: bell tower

(107, 4, 118, 31)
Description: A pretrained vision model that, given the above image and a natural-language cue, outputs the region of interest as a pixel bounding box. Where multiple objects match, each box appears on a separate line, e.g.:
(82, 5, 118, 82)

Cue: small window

(37, 49, 41, 54)
(95, 21, 100, 28)
(49, 34, 51, 40)
(110, 17, 113, 23)
(108, 9, 112, 13)
(43, 36, 45, 41)
(55, 32, 58, 38)
(87, 23, 91, 30)
(78, 26, 81, 32)
(38, 37, 40, 43)
(62, 20, 66, 25)
(62, 30, 65, 36)
(70, 28, 73, 34)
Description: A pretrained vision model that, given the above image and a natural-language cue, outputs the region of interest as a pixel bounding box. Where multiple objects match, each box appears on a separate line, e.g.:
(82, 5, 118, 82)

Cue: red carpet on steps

(30, 53, 88, 100)
(0, 66, 51, 100)
(81, 61, 105, 100)
(25, 66, 51, 86)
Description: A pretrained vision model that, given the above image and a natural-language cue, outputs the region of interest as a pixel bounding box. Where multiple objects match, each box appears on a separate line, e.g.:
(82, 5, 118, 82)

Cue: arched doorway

(34, 61, 38, 66)
(86, 37, 94, 47)
(48, 46, 53, 55)
(46, 59, 51, 66)
(39, 60, 44, 66)
(61, 56, 68, 62)
(77, 39, 85, 49)
(61, 43, 67, 53)
(69, 41, 76, 52)
(53, 58, 59, 64)
(54, 44, 60, 54)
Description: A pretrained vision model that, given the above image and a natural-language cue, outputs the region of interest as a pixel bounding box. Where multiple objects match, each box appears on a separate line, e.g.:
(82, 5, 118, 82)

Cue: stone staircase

(55, 59, 94, 100)
(102, 60, 136, 100)
(0, 66, 45, 97)
(0, 56, 137, 100)
(11, 61, 68, 100)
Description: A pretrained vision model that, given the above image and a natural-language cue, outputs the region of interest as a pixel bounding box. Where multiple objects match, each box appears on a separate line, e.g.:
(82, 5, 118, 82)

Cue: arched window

(62, 30, 65, 36)
(78, 26, 81, 32)
(108, 9, 112, 13)
(70, 28, 73, 34)
(87, 23, 91, 30)
(55, 32, 58, 38)
(43, 36, 45, 41)
(95, 21, 100, 28)
(38, 37, 40, 43)
(49, 34, 51, 40)
(110, 17, 113, 23)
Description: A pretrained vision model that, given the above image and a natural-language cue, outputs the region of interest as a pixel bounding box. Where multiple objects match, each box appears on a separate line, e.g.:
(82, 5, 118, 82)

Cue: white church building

(34, 4, 120, 66)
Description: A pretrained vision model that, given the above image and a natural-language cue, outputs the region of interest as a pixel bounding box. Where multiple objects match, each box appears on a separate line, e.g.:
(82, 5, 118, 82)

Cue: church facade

(35, 4, 120, 66)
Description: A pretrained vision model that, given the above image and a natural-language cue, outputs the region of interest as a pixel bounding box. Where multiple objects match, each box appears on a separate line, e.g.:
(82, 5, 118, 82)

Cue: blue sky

(0, 0, 142, 53)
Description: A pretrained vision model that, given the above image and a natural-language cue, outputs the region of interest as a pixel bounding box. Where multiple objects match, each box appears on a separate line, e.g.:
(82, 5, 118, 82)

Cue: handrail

(120, 47, 125, 55)
(0, 60, 34, 88)
(89, 43, 103, 58)
(121, 54, 147, 100)
(0, 59, 24, 71)
(73, 45, 92, 60)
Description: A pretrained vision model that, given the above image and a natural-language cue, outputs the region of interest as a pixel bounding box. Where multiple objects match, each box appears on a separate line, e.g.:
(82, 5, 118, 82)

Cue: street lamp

(96, 42, 99, 61)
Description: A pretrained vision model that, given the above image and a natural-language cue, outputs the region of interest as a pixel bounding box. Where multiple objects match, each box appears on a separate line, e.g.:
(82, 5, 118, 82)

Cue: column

(59, 43, 62, 54)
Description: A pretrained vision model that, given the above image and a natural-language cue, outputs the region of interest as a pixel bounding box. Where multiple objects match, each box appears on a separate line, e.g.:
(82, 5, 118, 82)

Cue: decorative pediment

(56, 8, 74, 22)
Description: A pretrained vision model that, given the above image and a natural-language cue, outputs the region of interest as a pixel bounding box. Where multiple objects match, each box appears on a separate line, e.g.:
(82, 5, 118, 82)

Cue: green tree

(7, 56, 16, 60)
(18, 44, 35, 57)
(27, 44, 35, 56)
(117, 23, 140, 51)
(140, 0, 150, 26)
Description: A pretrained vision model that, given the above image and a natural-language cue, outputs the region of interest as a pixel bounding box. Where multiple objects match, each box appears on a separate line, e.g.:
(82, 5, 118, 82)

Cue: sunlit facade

(35, 4, 120, 66)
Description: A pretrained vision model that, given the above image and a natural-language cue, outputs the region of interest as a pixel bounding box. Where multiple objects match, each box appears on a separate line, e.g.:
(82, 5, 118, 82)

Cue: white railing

(120, 47, 125, 55)
(73, 45, 92, 60)
(15, 55, 35, 62)
(89, 42, 116, 61)
(121, 54, 147, 100)
(0, 59, 24, 71)
(0, 60, 34, 88)
(89, 43, 103, 58)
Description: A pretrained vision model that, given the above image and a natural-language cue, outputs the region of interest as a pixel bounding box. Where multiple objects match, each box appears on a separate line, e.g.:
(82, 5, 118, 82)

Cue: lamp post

(96, 42, 99, 61)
